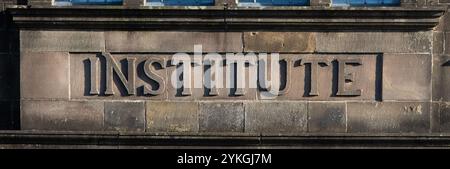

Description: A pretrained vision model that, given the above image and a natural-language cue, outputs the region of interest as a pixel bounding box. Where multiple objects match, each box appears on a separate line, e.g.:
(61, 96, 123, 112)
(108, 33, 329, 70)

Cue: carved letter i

(89, 57, 100, 95)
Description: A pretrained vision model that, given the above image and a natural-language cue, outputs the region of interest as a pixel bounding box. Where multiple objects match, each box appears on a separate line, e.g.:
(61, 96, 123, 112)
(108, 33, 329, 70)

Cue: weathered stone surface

(383, 54, 431, 101)
(432, 55, 450, 101)
(445, 32, 450, 55)
(347, 102, 430, 133)
(21, 100, 104, 131)
(124, 0, 143, 7)
(434, 31, 443, 55)
(310, 0, 331, 6)
(441, 55, 450, 101)
(104, 102, 145, 132)
(21, 52, 69, 99)
(199, 102, 244, 132)
(308, 102, 346, 133)
(316, 32, 432, 53)
(431, 102, 440, 133)
(436, 12, 449, 31)
(70, 53, 168, 100)
(215, 0, 236, 6)
(20, 30, 105, 52)
(28, 0, 52, 6)
(416, 0, 427, 6)
(436, 102, 450, 132)
(146, 101, 198, 132)
(270, 54, 378, 101)
(427, 0, 439, 5)
(243, 32, 315, 53)
(105, 31, 243, 53)
(245, 102, 307, 133)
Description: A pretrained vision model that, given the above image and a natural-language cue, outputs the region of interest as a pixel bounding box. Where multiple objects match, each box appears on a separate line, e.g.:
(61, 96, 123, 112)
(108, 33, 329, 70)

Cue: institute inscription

(70, 51, 380, 100)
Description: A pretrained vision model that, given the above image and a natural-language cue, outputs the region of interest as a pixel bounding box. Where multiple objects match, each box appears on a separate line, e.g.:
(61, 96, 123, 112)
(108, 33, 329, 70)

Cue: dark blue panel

(333, 0, 400, 6)
(382, 0, 400, 5)
(332, 0, 349, 5)
(148, 0, 215, 6)
(239, 0, 309, 6)
(56, 0, 123, 5)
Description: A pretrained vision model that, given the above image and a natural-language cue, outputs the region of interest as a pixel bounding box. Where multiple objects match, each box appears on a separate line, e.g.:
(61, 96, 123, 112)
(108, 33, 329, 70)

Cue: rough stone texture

(308, 102, 346, 133)
(316, 32, 432, 53)
(428, 0, 438, 6)
(436, 12, 449, 31)
(435, 102, 450, 132)
(271, 54, 378, 101)
(433, 55, 450, 101)
(104, 102, 145, 132)
(431, 102, 440, 132)
(105, 31, 243, 53)
(70, 53, 168, 100)
(245, 102, 307, 133)
(216, 0, 236, 6)
(21, 100, 104, 131)
(416, 0, 427, 6)
(20, 30, 105, 52)
(310, 0, 331, 6)
(20, 52, 69, 99)
(383, 54, 431, 101)
(347, 102, 430, 133)
(28, 0, 52, 6)
(445, 32, 450, 55)
(442, 55, 450, 101)
(434, 32, 444, 55)
(146, 101, 198, 132)
(243, 32, 315, 53)
(124, 0, 142, 7)
(401, 0, 418, 6)
(199, 102, 244, 132)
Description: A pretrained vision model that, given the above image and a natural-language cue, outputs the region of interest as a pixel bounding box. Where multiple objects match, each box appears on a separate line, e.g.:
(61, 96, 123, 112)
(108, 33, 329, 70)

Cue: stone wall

(15, 30, 441, 134)
(431, 1, 450, 133)
(0, 0, 450, 139)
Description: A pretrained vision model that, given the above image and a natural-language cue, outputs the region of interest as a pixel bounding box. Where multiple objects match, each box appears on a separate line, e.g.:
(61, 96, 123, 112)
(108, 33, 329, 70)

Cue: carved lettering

(204, 53, 223, 96)
(103, 52, 136, 95)
(143, 59, 166, 96)
(171, 53, 192, 96)
(226, 53, 247, 96)
(336, 58, 362, 96)
(301, 58, 329, 96)
(80, 53, 373, 99)
(278, 58, 292, 95)
(89, 57, 99, 95)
